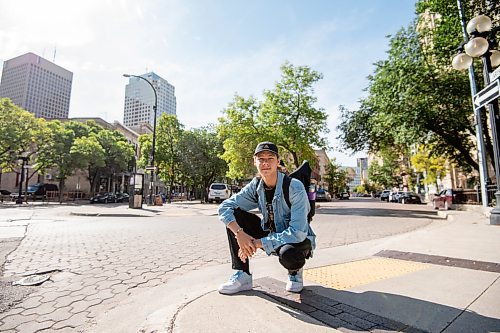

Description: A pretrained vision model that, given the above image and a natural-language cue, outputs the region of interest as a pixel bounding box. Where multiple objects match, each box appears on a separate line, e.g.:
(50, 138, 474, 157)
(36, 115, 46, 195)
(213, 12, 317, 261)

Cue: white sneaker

(218, 270, 252, 295)
(286, 268, 303, 293)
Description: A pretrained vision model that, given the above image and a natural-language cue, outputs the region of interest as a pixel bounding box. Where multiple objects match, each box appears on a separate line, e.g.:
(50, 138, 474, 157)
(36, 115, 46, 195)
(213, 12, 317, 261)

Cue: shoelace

(230, 271, 243, 282)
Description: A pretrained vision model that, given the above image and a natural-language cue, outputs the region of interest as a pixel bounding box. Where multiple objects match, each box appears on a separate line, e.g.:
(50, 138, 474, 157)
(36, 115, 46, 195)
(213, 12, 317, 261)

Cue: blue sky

(0, 0, 417, 166)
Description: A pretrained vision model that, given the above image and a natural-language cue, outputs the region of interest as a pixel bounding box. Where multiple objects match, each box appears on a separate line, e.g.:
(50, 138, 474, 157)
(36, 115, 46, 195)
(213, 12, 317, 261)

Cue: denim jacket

(218, 172, 316, 255)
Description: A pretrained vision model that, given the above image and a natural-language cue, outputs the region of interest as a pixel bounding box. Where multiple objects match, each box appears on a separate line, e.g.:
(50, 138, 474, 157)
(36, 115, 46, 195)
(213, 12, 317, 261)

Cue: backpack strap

(253, 177, 261, 203)
(254, 175, 291, 209)
(282, 174, 291, 209)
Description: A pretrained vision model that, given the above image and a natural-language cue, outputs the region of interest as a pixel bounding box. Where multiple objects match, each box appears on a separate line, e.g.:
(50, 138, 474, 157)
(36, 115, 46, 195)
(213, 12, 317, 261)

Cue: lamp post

(123, 73, 158, 205)
(15, 154, 29, 204)
(452, 14, 500, 224)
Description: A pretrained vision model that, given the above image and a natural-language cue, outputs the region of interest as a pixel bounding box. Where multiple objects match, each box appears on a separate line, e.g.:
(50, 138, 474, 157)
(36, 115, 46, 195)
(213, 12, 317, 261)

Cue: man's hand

(238, 249, 249, 263)
(236, 231, 256, 259)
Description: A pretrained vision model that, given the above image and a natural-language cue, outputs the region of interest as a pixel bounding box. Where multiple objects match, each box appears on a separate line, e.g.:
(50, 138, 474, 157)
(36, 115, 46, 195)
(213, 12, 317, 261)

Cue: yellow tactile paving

(304, 257, 430, 290)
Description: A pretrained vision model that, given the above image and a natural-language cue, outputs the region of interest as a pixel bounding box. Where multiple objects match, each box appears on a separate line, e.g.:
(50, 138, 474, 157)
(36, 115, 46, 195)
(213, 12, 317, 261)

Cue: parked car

(389, 191, 400, 203)
(90, 192, 117, 204)
(432, 189, 454, 210)
(397, 191, 422, 204)
(315, 188, 331, 202)
(115, 192, 130, 203)
(380, 190, 391, 202)
(208, 183, 230, 203)
(0, 189, 11, 202)
(338, 192, 350, 200)
(10, 183, 59, 201)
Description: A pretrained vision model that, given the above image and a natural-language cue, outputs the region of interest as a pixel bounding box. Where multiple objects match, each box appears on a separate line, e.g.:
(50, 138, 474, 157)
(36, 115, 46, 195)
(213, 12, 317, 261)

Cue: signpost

(474, 78, 500, 110)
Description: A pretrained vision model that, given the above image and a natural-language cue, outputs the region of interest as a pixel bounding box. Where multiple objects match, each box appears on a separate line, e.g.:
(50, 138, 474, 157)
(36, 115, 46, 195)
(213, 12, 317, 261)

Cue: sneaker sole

(218, 285, 253, 295)
(286, 287, 303, 293)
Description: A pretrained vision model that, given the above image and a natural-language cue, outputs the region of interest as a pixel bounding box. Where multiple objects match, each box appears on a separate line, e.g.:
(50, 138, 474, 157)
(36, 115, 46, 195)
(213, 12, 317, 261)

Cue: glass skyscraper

(123, 72, 176, 127)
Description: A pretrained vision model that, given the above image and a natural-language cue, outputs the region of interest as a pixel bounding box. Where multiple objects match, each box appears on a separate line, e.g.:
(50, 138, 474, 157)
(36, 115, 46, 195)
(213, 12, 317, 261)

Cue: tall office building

(123, 72, 176, 127)
(0, 52, 73, 119)
(357, 157, 369, 182)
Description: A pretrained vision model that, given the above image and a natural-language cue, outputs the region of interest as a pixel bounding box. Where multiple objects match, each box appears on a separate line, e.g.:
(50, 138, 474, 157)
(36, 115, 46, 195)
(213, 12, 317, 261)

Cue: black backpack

(255, 160, 315, 223)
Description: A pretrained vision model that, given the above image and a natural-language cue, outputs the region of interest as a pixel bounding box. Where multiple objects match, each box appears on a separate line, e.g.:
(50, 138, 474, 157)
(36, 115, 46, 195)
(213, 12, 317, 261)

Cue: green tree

(178, 126, 228, 202)
(95, 129, 135, 191)
(368, 148, 405, 189)
(414, 0, 499, 172)
(71, 135, 106, 194)
(157, 114, 184, 196)
(337, 23, 479, 173)
(323, 159, 348, 196)
(217, 62, 329, 179)
(355, 184, 366, 194)
(34, 121, 79, 202)
(0, 98, 42, 171)
(218, 95, 262, 180)
(411, 145, 447, 188)
(260, 62, 329, 167)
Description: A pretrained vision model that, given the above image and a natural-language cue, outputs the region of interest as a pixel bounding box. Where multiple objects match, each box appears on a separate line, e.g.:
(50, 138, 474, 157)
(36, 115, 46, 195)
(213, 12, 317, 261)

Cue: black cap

(254, 142, 279, 156)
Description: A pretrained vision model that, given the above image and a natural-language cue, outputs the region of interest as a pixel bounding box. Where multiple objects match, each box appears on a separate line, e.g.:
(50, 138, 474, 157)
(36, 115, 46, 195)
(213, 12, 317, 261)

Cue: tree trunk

(291, 151, 299, 169)
(58, 179, 65, 203)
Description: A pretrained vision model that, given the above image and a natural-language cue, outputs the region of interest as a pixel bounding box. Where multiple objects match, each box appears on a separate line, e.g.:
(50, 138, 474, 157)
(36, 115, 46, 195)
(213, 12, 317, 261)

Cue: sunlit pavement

(0, 198, 456, 332)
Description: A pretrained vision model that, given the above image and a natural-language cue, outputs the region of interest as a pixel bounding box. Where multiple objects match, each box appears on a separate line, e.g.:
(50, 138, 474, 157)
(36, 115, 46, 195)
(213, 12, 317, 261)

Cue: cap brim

(254, 149, 278, 156)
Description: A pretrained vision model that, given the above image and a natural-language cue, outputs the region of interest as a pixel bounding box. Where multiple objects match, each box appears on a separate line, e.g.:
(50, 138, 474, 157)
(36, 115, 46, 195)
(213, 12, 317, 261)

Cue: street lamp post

(452, 14, 500, 224)
(123, 73, 158, 205)
(15, 154, 29, 204)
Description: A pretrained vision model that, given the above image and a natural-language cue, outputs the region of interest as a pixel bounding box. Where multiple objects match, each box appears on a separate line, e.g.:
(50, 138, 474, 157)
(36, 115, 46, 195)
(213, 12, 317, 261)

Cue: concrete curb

(69, 212, 154, 217)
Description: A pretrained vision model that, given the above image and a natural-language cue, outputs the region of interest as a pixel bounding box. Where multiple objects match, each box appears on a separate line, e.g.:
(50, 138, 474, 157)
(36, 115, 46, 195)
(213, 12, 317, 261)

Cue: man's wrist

(234, 227, 244, 236)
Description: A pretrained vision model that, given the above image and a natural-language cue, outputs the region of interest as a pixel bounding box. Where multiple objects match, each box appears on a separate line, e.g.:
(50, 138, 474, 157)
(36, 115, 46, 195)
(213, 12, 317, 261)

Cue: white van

(208, 183, 230, 203)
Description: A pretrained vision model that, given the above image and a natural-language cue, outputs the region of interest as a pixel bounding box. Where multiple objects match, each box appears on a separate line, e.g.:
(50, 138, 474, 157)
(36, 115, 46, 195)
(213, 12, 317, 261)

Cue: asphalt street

(0, 198, 436, 332)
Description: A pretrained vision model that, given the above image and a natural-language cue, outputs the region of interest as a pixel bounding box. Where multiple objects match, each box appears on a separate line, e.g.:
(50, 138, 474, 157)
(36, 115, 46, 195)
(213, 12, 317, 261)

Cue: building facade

(357, 157, 369, 184)
(313, 149, 331, 189)
(0, 52, 73, 119)
(343, 166, 362, 193)
(123, 72, 176, 127)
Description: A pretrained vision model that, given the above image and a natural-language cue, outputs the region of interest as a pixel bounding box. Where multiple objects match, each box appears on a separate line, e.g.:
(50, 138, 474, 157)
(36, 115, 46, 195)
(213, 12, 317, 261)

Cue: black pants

(226, 209, 312, 275)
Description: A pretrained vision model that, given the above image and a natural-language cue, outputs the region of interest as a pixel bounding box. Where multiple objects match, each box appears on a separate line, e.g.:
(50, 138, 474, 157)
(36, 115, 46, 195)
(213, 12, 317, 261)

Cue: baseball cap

(254, 142, 279, 156)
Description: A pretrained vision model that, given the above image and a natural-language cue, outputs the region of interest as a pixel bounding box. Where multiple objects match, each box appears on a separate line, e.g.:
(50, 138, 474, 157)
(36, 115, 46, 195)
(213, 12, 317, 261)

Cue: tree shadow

(249, 278, 500, 332)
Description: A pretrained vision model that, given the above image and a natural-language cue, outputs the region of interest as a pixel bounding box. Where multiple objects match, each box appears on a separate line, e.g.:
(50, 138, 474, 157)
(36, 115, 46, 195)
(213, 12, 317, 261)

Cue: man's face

(254, 151, 278, 177)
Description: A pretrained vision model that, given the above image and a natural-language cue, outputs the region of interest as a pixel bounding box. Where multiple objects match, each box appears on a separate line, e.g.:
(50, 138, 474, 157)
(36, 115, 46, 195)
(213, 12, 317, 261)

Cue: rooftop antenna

(52, 45, 57, 63)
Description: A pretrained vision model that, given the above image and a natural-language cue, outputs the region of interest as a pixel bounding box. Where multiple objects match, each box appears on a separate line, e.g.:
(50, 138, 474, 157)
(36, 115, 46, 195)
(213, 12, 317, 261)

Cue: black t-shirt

(264, 185, 276, 232)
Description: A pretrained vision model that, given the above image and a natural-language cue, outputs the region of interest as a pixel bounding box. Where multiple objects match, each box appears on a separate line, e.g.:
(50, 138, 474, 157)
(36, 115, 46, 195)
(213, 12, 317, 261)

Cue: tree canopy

(217, 62, 329, 180)
(337, 20, 479, 173)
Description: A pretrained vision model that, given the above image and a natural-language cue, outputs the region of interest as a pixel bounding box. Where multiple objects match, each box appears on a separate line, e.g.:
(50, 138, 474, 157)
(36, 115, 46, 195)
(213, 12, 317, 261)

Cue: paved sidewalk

(85, 209, 500, 333)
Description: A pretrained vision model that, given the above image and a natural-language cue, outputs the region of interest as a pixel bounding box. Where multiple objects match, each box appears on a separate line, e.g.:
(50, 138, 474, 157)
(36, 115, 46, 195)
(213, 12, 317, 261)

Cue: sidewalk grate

(254, 277, 425, 332)
(304, 257, 430, 290)
(375, 250, 500, 273)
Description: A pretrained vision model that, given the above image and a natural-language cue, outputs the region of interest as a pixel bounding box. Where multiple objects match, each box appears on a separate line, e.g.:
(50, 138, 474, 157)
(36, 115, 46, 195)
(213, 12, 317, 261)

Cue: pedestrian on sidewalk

(218, 142, 316, 295)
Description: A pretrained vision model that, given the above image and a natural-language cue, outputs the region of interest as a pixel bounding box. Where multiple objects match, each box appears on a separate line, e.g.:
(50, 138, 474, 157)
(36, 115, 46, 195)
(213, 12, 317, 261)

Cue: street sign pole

(477, 62, 500, 225)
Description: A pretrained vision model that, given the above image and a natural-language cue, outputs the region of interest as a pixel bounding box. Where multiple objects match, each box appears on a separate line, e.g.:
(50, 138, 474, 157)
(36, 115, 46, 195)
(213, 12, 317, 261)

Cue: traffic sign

(145, 166, 157, 171)
(474, 79, 500, 109)
(490, 67, 500, 82)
